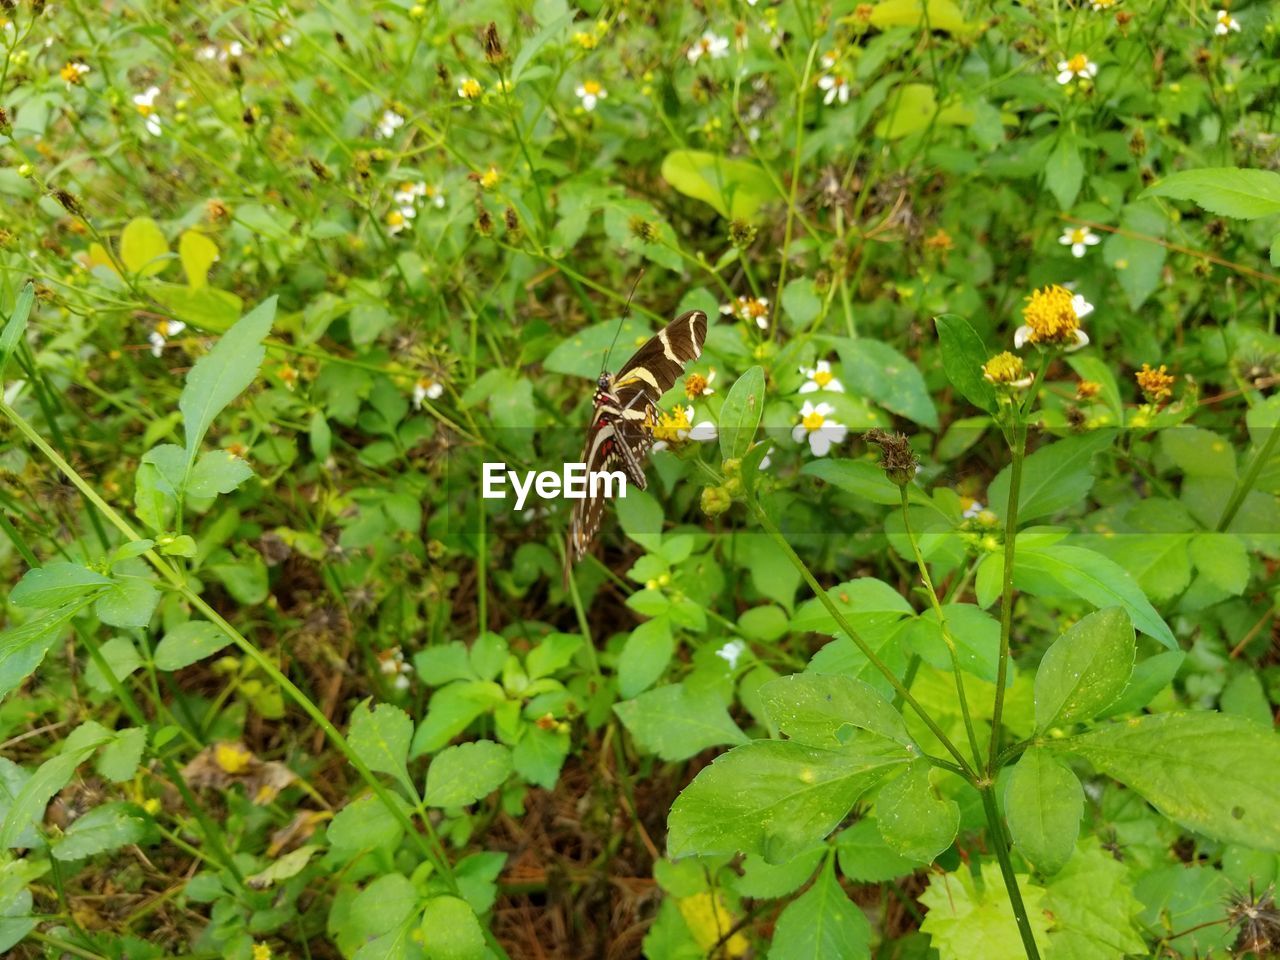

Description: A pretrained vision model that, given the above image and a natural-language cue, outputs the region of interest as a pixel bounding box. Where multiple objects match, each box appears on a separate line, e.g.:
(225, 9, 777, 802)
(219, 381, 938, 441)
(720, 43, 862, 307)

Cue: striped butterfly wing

(568, 310, 709, 563)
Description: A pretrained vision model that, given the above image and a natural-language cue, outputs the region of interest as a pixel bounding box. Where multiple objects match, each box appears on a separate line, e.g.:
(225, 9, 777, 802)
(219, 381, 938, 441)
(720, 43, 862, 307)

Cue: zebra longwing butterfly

(568, 309, 709, 563)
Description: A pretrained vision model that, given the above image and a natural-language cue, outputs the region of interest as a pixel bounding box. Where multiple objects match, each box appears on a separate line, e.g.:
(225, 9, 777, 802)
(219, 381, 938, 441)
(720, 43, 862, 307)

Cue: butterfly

(567, 309, 709, 565)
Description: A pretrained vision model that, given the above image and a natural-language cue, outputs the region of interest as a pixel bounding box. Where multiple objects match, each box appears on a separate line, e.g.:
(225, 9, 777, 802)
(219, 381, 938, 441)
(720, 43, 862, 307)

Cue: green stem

(899, 488, 984, 770)
(1217, 420, 1280, 531)
(979, 787, 1043, 960)
(987, 414, 1026, 774)
(746, 497, 976, 780)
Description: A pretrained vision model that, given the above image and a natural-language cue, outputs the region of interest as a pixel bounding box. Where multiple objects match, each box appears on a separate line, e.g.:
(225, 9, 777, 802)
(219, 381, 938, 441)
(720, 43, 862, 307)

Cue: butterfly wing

(567, 310, 709, 566)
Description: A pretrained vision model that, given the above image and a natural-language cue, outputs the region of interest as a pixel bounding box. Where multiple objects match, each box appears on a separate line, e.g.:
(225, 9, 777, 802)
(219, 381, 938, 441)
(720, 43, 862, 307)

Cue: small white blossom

(60, 62, 90, 88)
(376, 109, 405, 139)
(148, 319, 186, 357)
(1056, 54, 1098, 85)
(457, 77, 483, 100)
(721, 295, 770, 329)
(575, 80, 607, 111)
(799, 359, 844, 394)
(818, 73, 850, 106)
(386, 207, 415, 236)
(1214, 9, 1240, 34)
(961, 497, 985, 519)
(792, 400, 847, 457)
(715, 639, 747, 669)
(687, 30, 730, 64)
(133, 86, 163, 137)
(1059, 226, 1101, 258)
(413, 376, 444, 409)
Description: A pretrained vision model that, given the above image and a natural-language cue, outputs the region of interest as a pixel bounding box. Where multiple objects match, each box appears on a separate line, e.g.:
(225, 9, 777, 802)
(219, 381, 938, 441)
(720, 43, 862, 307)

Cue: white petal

(814, 402, 835, 416)
(1059, 232, 1073, 245)
(1057, 70, 1073, 84)
(1071, 295, 1094, 318)
(826, 378, 845, 393)
(809, 432, 832, 456)
(1066, 329, 1090, 351)
(826, 423, 849, 445)
(798, 400, 816, 416)
(1071, 243, 1086, 257)
(1084, 233, 1100, 245)
(689, 422, 717, 442)
(798, 381, 818, 394)
(1014, 325, 1032, 349)
(815, 360, 831, 373)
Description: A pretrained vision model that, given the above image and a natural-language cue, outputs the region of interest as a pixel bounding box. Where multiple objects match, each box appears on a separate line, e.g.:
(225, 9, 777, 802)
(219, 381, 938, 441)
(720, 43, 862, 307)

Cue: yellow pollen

(814, 369, 834, 387)
(1136, 363, 1174, 401)
(387, 210, 404, 226)
(684, 374, 707, 398)
(460, 78, 482, 99)
(480, 166, 500, 189)
(582, 80, 601, 95)
(652, 406, 693, 443)
(136, 103, 153, 116)
(1021, 285, 1081, 344)
(1070, 228, 1087, 243)
(802, 411, 825, 431)
(215, 743, 253, 775)
(983, 351, 1027, 384)
(1067, 53, 1088, 73)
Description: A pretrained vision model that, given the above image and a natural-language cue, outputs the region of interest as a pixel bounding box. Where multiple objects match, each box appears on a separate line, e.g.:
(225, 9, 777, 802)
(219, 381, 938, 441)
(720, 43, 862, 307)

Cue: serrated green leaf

(988, 431, 1116, 524)
(759, 673, 913, 748)
(424, 740, 511, 807)
(153, 621, 229, 670)
(0, 596, 104, 700)
(661, 150, 774, 221)
(919, 861, 1051, 960)
(350, 700, 416, 798)
(875, 761, 959, 862)
(11, 562, 113, 609)
(50, 801, 148, 861)
(1035, 607, 1135, 730)
(768, 856, 871, 960)
(1144, 166, 1280, 220)
(614, 683, 747, 761)
(618, 615, 674, 699)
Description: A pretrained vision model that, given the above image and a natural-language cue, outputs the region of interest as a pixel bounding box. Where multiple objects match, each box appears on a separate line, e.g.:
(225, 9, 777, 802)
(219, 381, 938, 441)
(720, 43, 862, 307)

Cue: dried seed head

(482, 22, 506, 65)
(865, 429, 919, 487)
(1227, 885, 1280, 957)
(728, 219, 757, 249)
(307, 157, 331, 181)
(52, 189, 83, 217)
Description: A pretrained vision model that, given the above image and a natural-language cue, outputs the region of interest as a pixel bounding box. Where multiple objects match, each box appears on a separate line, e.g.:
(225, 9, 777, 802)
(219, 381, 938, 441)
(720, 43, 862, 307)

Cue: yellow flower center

(651, 406, 692, 443)
(1076, 379, 1101, 399)
(743, 298, 767, 318)
(582, 80, 601, 96)
(61, 63, 84, 84)
(136, 103, 153, 116)
(1069, 228, 1087, 243)
(1218, 11, 1232, 24)
(983, 351, 1027, 384)
(215, 743, 253, 775)
(573, 31, 598, 49)
(1136, 363, 1174, 401)
(461, 79, 482, 98)
(387, 210, 405, 226)
(802, 411, 825, 431)
(813, 369, 834, 387)
(1021, 285, 1080, 344)
(684, 373, 707, 398)
(1067, 53, 1089, 73)
(480, 167, 500, 189)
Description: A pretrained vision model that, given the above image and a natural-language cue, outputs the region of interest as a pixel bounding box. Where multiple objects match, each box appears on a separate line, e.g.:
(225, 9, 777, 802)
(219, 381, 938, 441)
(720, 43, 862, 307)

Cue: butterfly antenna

(600, 269, 645, 375)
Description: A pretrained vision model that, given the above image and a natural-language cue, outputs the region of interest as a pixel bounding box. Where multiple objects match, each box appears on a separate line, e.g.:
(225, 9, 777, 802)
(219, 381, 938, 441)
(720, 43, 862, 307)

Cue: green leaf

(511, 725, 569, 790)
(153, 621, 230, 670)
(1103, 201, 1167, 310)
(1143, 166, 1280, 220)
(420, 896, 486, 960)
(790, 578, 914, 635)
(186, 449, 254, 498)
(10, 562, 113, 609)
(919, 861, 1051, 960)
(718, 365, 766, 461)
(179, 296, 277, 457)
(1034, 607, 1135, 731)
(1, 731, 106, 849)
(178, 230, 219, 288)
(1003, 747, 1083, 876)
(83, 636, 142, 693)
(349, 700, 416, 798)
(1045, 136, 1084, 210)
(781, 277, 821, 328)
(410, 681, 504, 756)
(836, 338, 939, 430)
(733, 846, 826, 899)
(1013, 543, 1176, 650)
(246, 844, 319, 889)
(1057, 712, 1280, 850)
(875, 761, 959, 862)
(660, 150, 774, 221)
(800, 459, 906, 506)
(544, 317, 649, 380)
(868, 0, 973, 33)
(988, 431, 1116, 524)
(424, 740, 511, 807)
(835, 818, 927, 882)
(50, 802, 148, 861)
(1098, 650, 1184, 719)
(768, 857, 871, 960)
(0, 596, 103, 700)
(934, 315, 996, 414)
(667, 739, 909, 863)
(327, 792, 407, 859)
(1044, 838, 1146, 960)
(614, 683, 748, 761)
(94, 576, 160, 629)
(0, 282, 34, 383)
(119, 217, 170, 276)
(618, 616, 674, 699)
(1188, 533, 1249, 595)
(97, 726, 146, 782)
(903, 603, 1000, 683)
(759, 674, 913, 748)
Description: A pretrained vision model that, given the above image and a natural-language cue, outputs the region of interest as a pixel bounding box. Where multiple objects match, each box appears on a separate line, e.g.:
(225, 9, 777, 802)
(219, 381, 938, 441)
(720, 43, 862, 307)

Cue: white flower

(60, 62, 90, 88)
(686, 369, 717, 397)
(817, 73, 850, 106)
(799, 359, 844, 394)
(687, 30, 730, 64)
(386, 207, 414, 236)
(457, 77, 483, 100)
(393, 181, 427, 207)
(720, 295, 770, 329)
(1056, 54, 1098, 86)
(378, 647, 413, 689)
(688, 410, 718, 443)
(1013, 293, 1093, 351)
(715, 639, 747, 669)
(819, 52, 838, 71)
(148, 319, 186, 357)
(376, 109, 405, 139)
(133, 86, 163, 137)
(575, 80, 607, 111)
(1214, 9, 1240, 34)
(413, 376, 443, 409)
(961, 497, 985, 519)
(424, 185, 446, 209)
(1059, 226, 1101, 258)
(791, 400, 847, 457)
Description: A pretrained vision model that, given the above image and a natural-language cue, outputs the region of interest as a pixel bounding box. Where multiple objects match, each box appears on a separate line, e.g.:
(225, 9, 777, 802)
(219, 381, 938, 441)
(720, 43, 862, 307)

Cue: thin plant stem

(899, 488, 985, 771)
(979, 787, 1043, 960)
(1216, 421, 1280, 531)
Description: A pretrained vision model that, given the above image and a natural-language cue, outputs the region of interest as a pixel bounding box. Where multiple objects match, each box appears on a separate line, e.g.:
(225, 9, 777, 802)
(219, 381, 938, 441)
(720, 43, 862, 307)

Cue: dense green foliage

(1, 1, 1279, 958)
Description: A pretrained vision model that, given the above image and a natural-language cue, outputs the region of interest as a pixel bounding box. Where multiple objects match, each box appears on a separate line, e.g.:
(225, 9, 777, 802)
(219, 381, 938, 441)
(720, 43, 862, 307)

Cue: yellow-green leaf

(179, 230, 219, 289)
(875, 85, 974, 140)
(119, 217, 170, 276)
(661, 150, 775, 222)
(869, 0, 973, 34)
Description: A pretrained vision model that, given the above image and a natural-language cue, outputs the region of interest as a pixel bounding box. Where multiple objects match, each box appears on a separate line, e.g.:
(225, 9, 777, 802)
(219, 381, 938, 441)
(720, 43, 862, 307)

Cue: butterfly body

(568, 310, 708, 564)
